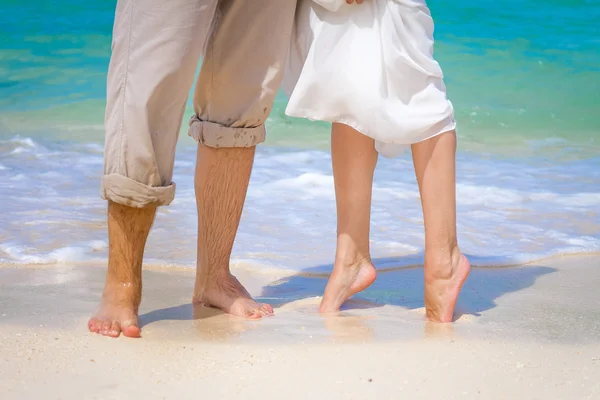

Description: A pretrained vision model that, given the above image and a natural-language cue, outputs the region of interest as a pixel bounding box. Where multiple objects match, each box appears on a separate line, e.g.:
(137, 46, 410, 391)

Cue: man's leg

(193, 146, 270, 318)
(189, 0, 297, 318)
(89, 0, 218, 337)
(88, 203, 155, 337)
(411, 131, 470, 323)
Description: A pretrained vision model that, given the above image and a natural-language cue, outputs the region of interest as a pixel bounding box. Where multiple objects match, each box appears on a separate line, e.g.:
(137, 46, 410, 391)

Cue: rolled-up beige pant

(101, 0, 297, 208)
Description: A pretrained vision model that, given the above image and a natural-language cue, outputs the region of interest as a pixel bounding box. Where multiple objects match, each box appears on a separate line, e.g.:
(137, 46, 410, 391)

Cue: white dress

(283, 0, 456, 158)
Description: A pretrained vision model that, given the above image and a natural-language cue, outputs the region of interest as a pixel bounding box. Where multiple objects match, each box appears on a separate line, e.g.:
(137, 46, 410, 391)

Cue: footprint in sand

(275, 296, 322, 313)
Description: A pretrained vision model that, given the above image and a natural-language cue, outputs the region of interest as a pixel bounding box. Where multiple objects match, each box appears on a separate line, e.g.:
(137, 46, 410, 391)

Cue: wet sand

(1, 254, 599, 399)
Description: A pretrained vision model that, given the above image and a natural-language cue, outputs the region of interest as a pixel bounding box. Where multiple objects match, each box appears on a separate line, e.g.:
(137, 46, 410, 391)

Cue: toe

(100, 320, 112, 336)
(88, 318, 99, 333)
(94, 320, 104, 333)
(245, 309, 262, 319)
(91, 319, 104, 333)
(108, 321, 121, 338)
(121, 321, 141, 338)
(259, 304, 274, 316)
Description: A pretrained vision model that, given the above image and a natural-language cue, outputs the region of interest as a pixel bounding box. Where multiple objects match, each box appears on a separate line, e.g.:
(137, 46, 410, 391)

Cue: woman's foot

(424, 248, 471, 323)
(319, 257, 377, 313)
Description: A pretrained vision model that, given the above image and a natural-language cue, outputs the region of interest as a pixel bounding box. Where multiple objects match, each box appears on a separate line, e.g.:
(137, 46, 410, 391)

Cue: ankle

(335, 233, 371, 267)
(424, 245, 461, 281)
(334, 249, 371, 268)
(101, 280, 141, 305)
(194, 265, 231, 289)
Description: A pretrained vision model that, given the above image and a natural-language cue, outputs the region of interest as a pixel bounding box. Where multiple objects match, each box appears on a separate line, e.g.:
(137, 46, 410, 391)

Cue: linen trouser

(101, 0, 297, 207)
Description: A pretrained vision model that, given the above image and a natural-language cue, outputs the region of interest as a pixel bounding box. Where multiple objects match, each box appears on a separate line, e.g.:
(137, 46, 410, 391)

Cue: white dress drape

(283, 0, 456, 158)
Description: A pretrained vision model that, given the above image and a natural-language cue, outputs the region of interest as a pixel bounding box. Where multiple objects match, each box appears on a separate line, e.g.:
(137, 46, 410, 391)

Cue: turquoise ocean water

(0, 0, 599, 271)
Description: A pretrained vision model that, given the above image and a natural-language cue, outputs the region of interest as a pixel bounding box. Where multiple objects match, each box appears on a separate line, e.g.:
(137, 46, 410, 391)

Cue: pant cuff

(188, 114, 266, 148)
(101, 174, 176, 208)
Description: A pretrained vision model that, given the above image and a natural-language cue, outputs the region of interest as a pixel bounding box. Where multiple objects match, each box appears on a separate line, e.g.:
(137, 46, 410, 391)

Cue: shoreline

(1, 249, 599, 275)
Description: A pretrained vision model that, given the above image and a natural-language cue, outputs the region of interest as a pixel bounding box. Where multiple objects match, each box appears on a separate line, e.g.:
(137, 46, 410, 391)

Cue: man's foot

(424, 249, 471, 323)
(193, 273, 273, 319)
(319, 258, 377, 313)
(88, 284, 141, 338)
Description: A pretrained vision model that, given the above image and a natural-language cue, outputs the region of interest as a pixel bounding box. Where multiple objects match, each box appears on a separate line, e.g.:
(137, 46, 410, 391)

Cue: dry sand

(1, 254, 599, 399)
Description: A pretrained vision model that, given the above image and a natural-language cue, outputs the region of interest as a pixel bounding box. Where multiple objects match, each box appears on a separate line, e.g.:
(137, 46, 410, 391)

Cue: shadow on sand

(139, 253, 556, 328)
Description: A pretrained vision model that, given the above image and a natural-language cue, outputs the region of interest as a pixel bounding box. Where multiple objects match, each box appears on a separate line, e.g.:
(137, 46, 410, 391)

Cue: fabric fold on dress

(283, 0, 456, 158)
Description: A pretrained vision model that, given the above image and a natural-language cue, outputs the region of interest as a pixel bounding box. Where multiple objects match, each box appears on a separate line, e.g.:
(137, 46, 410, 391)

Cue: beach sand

(1, 254, 599, 399)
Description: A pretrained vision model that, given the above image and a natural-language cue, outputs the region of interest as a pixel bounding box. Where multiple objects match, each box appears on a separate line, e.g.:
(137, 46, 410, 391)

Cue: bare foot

(424, 249, 471, 323)
(88, 283, 141, 338)
(193, 273, 273, 319)
(319, 258, 377, 313)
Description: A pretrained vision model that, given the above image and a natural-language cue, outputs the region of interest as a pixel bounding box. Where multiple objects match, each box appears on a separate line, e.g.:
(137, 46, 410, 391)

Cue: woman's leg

(320, 123, 378, 313)
(411, 130, 470, 322)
